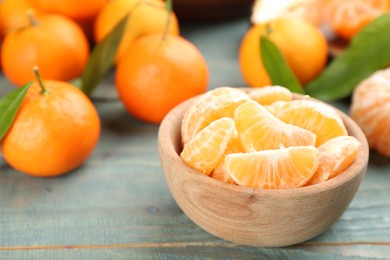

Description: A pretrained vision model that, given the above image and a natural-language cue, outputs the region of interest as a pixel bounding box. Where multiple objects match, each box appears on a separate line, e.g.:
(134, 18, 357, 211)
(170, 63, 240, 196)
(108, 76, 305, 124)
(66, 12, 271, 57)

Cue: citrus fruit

(0, 0, 41, 36)
(225, 146, 319, 189)
(94, 0, 179, 63)
(350, 68, 390, 157)
(239, 17, 328, 88)
(1, 14, 89, 86)
(251, 0, 325, 26)
(115, 33, 208, 124)
(180, 117, 235, 175)
(248, 85, 293, 105)
(274, 99, 348, 146)
(181, 87, 250, 145)
(306, 136, 361, 185)
(211, 129, 243, 184)
(1, 75, 100, 177)
(234, 100, 316, 152)
(29, 0, 107, 20)
(323, 0, 388, 40)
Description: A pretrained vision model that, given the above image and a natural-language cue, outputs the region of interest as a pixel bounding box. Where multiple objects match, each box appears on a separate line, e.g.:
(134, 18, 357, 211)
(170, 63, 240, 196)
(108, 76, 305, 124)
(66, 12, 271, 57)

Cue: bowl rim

(158, 88, 369, 197)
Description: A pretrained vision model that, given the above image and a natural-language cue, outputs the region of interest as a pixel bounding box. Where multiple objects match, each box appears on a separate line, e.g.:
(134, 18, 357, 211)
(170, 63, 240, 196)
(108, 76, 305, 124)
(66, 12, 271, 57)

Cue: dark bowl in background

(173, 0, 254, 22)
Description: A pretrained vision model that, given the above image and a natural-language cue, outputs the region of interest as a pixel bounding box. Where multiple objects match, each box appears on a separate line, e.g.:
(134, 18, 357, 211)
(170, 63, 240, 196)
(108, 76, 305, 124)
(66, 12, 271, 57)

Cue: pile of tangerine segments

(180, 86, 361, 189)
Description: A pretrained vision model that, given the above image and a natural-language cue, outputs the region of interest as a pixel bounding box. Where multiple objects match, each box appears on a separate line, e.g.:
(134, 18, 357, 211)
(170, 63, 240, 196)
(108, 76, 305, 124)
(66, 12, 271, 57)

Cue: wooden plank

(0, 246, 352, 259)
(2, 242, 390, 258)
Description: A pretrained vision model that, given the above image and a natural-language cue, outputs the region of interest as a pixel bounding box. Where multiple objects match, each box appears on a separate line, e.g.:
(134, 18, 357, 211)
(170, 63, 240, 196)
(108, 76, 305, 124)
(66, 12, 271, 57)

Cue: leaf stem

(27, 9, 39, 26)
(33, 67, 48, 95)
(264, 23, 273, 36)
(162, 0, 172, 41)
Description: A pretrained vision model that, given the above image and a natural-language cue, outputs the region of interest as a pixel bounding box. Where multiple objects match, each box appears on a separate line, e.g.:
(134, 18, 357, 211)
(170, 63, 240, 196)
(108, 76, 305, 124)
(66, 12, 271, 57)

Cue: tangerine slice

(181, 87, 250, 145)
(234, 101, 316, 152)
(274, 99, 348, 146)
(248, 85, 293, 106)
(225, 146, 319, 189)
(180, 117, 235, 175)
(306, 136, 361, 185)
(211, 129, 244, 184)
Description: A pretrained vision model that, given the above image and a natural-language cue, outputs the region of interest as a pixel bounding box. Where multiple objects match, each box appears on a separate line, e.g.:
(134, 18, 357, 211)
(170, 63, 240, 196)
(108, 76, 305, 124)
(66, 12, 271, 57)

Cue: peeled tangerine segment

(225, 146, 319, 189)
(248, 85, 293, 106)
(211, 129, 244, 184)
(274, 99, 348, 146)
(180, 117, 235, 175)
(306, 136, 361, 185)
(234, 100, 316, 152)
(181, 87, 250, 145)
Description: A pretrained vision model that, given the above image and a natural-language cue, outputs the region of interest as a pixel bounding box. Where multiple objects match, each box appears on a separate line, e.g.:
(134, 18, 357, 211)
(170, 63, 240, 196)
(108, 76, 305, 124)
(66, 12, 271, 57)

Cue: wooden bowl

(158, 90, 369, 247)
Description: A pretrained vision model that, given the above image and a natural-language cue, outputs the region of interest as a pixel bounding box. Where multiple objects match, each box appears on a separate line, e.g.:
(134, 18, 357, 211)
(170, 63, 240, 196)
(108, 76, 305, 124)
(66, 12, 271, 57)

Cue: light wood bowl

(158, 90, 369, 247)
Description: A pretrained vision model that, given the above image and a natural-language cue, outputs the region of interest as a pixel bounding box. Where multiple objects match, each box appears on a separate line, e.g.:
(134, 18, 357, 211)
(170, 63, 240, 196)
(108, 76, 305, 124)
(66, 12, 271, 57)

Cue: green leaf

(260, 35, 305, 94)
(305, 13, 390, 101)
(80, 12, 129, 96)
(0, 81, 33, 140)
(69, 77, 82, 89)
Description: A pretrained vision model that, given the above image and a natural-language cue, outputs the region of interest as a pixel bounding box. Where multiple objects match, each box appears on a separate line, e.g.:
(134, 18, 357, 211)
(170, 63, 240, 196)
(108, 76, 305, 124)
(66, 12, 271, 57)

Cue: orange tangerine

(274, 99, 348, 146)
(115, 34, 208, 124)
(30, 0, 107, 20)
(306, 136, 361, 185)
(225, 146, 319, 189)
(239, 17, 328, 88)
(323, 0, 388, 40)
(350, 68, 390, 157)
(234, 100, 316, 152)
(0, 0, 41, 36)
(181, 87, 250, 145)
(1, 78, 100, 177)
(180, 117, 235, 175)
(1, 14, 89, 86)
(94, 0, 179, 63)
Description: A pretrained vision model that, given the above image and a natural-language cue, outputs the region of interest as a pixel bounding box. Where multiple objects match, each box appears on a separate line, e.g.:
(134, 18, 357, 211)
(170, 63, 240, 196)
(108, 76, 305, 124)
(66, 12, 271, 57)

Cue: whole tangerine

(94, 0, 179, 63)
(115, 33, 209, 124)
(350, 68, 390, 157)
(0, 0, 41, 37)
(1, 13, 89, 86)
(323, 0, 388, 40)
(239, 17, 328, 88)
(1, 71, 100, 177)
(29, 0, 107, 20)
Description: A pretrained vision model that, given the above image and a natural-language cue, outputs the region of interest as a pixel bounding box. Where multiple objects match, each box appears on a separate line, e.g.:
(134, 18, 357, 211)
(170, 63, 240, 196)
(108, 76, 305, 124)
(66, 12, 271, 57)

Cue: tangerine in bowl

(158, 87, 369, 247)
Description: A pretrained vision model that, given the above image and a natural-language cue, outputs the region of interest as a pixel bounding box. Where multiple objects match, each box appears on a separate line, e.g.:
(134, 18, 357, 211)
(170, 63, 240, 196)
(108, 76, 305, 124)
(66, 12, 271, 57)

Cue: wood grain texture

(0, 18, 389, 258)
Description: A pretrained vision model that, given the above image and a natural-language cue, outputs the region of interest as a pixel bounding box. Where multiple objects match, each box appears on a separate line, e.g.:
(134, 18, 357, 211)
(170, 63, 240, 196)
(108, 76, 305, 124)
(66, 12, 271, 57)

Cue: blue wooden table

(1, 17, 390, 259)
